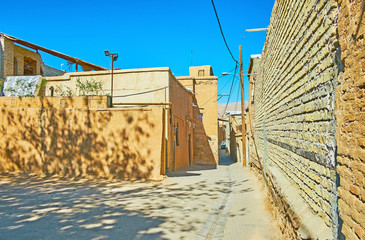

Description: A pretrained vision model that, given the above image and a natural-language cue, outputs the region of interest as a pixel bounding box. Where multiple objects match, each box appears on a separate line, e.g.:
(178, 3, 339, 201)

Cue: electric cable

(234, 75, 241, 111)
(200, 66, 237, 107)
(211, 0, 237, 63)
(112, 86, 168, 98)
(222, 62, 238, 116)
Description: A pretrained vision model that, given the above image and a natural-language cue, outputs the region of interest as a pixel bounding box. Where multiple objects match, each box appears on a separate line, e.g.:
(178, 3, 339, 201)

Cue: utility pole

(239, 45, 246, 167)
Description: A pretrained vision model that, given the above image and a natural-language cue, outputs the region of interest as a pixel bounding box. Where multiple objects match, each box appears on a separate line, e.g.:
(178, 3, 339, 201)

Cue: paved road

(0, 151, 280, 240)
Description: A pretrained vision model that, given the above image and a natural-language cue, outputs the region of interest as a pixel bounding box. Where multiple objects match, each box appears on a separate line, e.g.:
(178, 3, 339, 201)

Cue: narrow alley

(0, 150, 280, 240)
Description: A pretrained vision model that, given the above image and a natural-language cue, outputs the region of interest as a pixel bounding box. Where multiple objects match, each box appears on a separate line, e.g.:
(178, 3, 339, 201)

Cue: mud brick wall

(336, 0, 365, 239)
(0, 97, 164, 180)
(253, 0, 341, 237)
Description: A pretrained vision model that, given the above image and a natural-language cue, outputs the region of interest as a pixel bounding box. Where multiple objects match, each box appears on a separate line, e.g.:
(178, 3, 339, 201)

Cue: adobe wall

(45, 68, 171, 103)
(177, 66, 218, 165)
(228, 115, 242, 163)
(168, 73, 194, 170)
(335, 0, 365, 239)
(252, 0, 341, 238)
(45, 68, 195, 172)
(0, 96, 164, 180)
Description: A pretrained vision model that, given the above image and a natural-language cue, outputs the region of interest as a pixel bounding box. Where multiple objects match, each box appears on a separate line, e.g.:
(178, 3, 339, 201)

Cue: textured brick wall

(248, 57, 261, 171)
(336, 0, 365, 239)
(252, 0, 341, 238)
(0, 37, 14, 79)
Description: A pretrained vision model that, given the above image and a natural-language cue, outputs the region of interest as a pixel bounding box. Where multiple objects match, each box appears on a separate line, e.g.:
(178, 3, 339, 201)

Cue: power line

(222, 62, 238, 115)
(200, 67, 237, 107)
(210, 0, 237, 63)
(112, 86, 168, 98)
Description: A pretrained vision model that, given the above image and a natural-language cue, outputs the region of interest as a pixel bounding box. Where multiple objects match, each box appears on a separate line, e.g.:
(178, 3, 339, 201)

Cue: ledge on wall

(266, 166, 333, 239)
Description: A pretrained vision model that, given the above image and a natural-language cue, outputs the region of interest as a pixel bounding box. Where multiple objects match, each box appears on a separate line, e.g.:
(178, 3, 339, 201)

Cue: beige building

(44, 67, 196, 173)
(177, 66, 219, 165)
(227, 113, 243, 163)
(0, 33, 220, 179)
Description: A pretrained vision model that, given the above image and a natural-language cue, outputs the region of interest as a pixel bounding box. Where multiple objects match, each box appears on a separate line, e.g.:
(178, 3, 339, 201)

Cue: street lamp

(104, 50, 119, 105)
(246, 28, 268, 32)
(222, 72, 255, 77)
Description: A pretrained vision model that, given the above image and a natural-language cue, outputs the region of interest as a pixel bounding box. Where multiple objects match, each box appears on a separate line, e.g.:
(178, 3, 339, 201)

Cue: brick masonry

(251, 0, 342, 238)
(336, 0, 365, 239)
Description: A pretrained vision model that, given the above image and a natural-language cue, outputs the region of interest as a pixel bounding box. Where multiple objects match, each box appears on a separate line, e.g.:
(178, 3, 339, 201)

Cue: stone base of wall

(251, 164, 334, 239)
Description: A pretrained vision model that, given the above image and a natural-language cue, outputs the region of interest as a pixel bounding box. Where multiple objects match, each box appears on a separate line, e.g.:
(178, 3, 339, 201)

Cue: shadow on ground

(166, 164, 217, 177)
(0, 166, 250, 240)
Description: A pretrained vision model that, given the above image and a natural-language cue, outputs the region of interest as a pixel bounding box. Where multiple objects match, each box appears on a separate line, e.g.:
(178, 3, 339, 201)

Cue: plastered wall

(168, 73, 194, 170)
(45, 68, 171, 103)
(0, 96, 164, 180)
(177, 66, 219, 165)
(45, 68, 195, 172)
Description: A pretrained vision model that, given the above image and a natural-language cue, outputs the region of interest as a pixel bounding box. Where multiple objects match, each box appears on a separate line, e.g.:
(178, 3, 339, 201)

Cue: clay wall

(0, 96, 164, 180)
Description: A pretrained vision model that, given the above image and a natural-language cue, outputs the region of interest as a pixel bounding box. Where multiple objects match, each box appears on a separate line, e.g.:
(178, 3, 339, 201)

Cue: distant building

(0, 33, 105, 79)
(177, 66, 219, 165)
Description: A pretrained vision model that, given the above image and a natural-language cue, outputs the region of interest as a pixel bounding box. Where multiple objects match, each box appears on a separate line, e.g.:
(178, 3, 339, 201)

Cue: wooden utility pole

(239, 45, 246, 167)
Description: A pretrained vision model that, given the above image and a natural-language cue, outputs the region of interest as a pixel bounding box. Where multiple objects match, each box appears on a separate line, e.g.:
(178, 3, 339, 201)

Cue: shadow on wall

(0, 97, 160, 180)
(193, 106, 217, 166)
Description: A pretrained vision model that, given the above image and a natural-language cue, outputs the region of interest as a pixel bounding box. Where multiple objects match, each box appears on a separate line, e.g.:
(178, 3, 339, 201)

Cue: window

(198, 70, 205, 76)
(174, 123, 179, 146)
(23, 57, 37, 75)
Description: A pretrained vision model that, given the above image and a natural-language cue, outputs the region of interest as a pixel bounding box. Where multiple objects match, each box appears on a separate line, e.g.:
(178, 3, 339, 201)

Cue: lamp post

(104, 50, 118, 106)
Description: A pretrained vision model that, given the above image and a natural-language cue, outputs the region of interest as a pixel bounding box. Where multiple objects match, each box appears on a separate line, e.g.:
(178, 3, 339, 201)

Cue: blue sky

(1, 0, 274, 102)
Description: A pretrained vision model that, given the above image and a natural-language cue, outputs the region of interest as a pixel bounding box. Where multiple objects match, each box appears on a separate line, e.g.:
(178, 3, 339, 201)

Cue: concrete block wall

(253, 0, 341, 238)
(336, 0, 365, 239)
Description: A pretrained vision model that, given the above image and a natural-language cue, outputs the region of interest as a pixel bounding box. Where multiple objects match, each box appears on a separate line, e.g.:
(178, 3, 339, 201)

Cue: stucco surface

(45, 68, 173, 104)
(45, 68, 195, 172)
(178, 66, 218, 165)
(0, 96, 164, 180)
